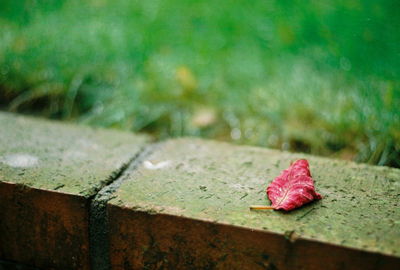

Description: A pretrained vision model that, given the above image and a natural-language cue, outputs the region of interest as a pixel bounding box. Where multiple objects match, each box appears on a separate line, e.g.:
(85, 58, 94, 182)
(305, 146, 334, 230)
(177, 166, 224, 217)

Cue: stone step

(105, 138, 400, 270)
(0, 112, 149, 269)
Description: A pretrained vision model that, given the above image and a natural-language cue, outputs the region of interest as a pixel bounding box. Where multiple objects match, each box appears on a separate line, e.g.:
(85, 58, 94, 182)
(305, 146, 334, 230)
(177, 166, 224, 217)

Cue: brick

(0, 112, 148, 269)
(107, 138, 400, 269)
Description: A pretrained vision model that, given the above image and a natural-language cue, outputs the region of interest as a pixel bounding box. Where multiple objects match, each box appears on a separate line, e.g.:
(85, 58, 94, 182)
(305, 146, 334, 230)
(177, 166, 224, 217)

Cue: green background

(0, 0, 399, 166)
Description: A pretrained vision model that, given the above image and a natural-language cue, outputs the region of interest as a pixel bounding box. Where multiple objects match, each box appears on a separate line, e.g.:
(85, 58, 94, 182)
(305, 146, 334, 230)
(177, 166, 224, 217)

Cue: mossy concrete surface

(0, 112, 149, 269)
(108, 138, 400, 269)
(0, 112, 148, 196)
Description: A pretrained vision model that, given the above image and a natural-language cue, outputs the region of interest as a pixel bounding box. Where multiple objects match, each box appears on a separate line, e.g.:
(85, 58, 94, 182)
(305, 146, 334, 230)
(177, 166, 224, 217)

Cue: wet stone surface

(0, 112, 148, 196)
(108, 138, 400, 269)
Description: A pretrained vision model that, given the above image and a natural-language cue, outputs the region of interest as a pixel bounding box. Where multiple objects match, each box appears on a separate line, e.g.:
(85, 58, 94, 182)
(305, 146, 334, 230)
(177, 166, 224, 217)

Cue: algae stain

(199, 185, 207, 191)
(1, 153, 39, 168)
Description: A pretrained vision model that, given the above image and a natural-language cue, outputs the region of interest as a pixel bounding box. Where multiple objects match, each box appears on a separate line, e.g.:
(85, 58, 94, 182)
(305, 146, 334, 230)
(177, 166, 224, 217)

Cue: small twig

(249, 205, 274, 210)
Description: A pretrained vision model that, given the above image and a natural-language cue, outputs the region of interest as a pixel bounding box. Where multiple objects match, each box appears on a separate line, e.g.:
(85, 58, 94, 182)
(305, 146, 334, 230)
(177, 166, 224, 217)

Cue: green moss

(0, 112, 149, 196)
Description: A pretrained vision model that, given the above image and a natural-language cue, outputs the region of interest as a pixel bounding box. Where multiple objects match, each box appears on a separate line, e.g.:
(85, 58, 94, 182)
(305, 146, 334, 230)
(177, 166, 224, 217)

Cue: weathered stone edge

(107, 205, 400, 269)
(89, 142, 161, 270)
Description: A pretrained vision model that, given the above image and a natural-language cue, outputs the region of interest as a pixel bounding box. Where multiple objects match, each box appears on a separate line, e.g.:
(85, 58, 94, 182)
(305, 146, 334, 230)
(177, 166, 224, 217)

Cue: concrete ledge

(1, 113, 399, 269)
(106, 138, 400, 269)
(0, 113, 149, 269)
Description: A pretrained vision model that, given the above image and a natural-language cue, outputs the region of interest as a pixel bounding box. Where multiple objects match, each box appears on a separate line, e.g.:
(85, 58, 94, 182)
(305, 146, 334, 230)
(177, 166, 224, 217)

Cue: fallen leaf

(250, 159, 322, 211)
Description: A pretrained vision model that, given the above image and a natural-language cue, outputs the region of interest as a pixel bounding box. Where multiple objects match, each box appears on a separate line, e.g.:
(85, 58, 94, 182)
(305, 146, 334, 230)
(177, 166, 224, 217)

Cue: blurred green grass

(0, 0, 399, 167)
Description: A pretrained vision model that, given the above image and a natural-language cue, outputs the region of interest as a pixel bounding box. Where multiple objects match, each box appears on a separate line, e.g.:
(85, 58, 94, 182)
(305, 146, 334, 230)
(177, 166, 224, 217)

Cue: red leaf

(266, 159, 322, 211)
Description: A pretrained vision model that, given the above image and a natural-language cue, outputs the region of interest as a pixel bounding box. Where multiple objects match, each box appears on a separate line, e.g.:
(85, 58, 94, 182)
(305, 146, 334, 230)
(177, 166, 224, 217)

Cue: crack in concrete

(88, 142, 160, 270)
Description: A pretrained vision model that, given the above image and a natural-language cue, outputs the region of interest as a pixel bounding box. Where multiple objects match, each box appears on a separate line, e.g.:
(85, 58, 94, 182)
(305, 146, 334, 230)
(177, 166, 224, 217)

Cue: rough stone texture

(0, 112, 148, 195)
(90, 143, 158, 270)
(0, 112, 148, 269)
(107, 138, 400, 269)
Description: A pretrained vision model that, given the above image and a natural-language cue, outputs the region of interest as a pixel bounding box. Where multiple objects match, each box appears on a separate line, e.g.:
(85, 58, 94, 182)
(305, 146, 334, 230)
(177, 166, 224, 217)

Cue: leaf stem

(249, 205, 275, 210)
